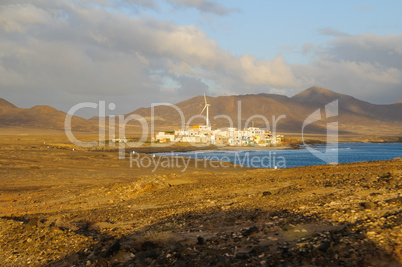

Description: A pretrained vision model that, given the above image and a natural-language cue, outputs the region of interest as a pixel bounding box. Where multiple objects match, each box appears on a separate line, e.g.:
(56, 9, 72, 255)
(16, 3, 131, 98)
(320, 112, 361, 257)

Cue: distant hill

(292, 86, 340, 104)
(126, 86, 402, 135)
(0, 102, 98, 132)
(396, 100, 402, 104)
(1, 86, 402, 136)
(0, 98, 17, 108)
(292, 86, 402, 122)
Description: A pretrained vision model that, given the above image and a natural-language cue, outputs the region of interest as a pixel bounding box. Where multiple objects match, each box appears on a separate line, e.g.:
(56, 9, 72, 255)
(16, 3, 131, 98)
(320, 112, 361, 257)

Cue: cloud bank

(0, 1, 401, 116)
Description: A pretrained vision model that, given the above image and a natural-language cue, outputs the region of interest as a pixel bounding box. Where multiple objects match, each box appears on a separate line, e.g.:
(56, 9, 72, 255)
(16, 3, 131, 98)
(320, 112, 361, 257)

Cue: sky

(1, 0, 402, 118)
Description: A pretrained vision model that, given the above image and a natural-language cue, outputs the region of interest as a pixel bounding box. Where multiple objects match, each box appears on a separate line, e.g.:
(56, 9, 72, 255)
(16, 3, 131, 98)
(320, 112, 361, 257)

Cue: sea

(155, 143, 402, 169)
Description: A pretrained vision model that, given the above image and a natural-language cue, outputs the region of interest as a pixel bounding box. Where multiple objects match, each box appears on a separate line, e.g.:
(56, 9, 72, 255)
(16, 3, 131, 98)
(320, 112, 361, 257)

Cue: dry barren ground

(0, 136, 401, 266)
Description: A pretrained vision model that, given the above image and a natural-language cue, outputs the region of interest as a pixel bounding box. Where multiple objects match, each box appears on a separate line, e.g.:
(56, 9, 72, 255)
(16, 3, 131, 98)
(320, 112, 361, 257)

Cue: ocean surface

(155, 143, 402, 169)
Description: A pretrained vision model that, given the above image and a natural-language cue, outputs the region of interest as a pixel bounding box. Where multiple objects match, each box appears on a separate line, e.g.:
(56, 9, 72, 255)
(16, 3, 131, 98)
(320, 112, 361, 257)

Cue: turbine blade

(200, 105, 206, 115)
(204, 93, 207, 104)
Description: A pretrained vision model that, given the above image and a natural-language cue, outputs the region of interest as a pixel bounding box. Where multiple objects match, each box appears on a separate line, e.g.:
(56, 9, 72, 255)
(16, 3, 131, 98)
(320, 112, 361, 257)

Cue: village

(153, 94, 283, 147)
(153, 125, 283, 146)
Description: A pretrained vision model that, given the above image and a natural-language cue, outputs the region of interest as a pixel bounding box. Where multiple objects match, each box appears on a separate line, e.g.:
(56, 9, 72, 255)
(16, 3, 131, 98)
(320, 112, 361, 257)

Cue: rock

(141, 241, 157, 251)
(196, 236, 205, 245)
(296, 242, 309, 248)
(104, 241, 121, 258)
(235, 252, 250, 260)
(243, 226, 259, 237)
(318, 241, 331, 252)
(281, 224, 295, 231)
(359, 202, 376, 210)
(380, 172, 391, 178)
(25, 218, 41, 229)
(385, 197, 402, 205)
(144, 250, 158, 259)
(262, 191, 272, 196)
(111, 251, 135, 263)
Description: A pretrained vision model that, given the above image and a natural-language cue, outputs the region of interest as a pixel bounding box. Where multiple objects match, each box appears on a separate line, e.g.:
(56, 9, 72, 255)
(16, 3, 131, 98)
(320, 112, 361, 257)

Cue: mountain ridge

(1, 86, 402, 135)
(0, 103, 98, 132)
(123, 87, 402, 135)
(0, 98, 17, 108)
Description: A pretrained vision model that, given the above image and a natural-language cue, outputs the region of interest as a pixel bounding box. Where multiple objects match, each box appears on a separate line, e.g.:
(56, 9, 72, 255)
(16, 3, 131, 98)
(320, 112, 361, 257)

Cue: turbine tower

(200, 93, 210, 126)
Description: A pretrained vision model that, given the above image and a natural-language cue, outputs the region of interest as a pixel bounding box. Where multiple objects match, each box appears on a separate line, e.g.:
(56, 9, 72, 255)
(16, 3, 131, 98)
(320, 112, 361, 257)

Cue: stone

(360, 202, 376, 210)
(144, 250, 158, 259)
(141, 241, 157, 251)
(196, 236, 205, 245)
(111, 251, 135, 263)
(103, 241, 121, 258)
(318, 241, 331, 252)
(235, 252, 250, 260)
(243, 226, 259, 237)
(262, 191, 272, 196)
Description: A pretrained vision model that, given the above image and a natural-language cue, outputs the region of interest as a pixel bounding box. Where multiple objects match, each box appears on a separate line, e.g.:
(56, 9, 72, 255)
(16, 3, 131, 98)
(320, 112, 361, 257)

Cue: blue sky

(0, 0, 401, 117)
(156, 1, 401, 62)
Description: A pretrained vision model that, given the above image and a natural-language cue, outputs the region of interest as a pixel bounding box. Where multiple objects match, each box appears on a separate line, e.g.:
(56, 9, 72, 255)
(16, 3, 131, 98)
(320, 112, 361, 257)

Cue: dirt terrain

(0, 135, 401, 266)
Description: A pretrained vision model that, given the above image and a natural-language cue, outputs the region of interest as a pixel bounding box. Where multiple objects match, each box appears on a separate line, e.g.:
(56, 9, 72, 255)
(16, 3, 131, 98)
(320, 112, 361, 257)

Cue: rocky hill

(1, 86, 402, 135)
(126, 86, 402, 135)
(0, 99, 98, 132)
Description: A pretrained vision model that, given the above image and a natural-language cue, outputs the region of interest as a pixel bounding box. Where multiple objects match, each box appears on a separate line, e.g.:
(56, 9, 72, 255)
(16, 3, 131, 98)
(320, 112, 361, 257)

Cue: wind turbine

(200, 93, 210, 126)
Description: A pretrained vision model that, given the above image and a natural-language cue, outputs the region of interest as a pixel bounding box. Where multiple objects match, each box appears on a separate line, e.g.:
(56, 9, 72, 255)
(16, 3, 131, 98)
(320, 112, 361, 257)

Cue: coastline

(151, 142, 402, 170)
(216, 145, 292, 151)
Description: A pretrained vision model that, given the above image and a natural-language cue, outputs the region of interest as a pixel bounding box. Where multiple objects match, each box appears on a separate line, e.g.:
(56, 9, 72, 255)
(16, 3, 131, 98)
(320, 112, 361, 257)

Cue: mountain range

(0, 99, 96, 132)
(1, 86, 401, 136)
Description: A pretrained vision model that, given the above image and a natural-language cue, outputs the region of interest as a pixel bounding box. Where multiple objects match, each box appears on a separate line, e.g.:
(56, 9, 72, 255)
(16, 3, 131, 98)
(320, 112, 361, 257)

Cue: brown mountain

(292, 86, 402, 122)
(126, 86, 402, 135)
(0, 98, 17, 108)
(0, 101, 97, 132)
(1, 87, 401, 136)
(128, 94, 319, 133)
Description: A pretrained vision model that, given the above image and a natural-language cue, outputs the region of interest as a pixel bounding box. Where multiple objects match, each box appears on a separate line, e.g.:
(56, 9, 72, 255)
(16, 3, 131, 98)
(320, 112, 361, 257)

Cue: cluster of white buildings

(152, 94, 283, 147)
(153, 125, 283, 146)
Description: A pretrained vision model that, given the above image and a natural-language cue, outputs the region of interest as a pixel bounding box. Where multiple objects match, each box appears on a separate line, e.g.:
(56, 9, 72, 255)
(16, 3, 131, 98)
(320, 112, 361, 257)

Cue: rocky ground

(0, 136, 401, 266)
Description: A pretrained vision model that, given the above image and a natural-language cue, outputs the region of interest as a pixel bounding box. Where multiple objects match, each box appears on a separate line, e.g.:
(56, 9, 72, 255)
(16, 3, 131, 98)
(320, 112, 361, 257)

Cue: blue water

(155, 143, 402, 169)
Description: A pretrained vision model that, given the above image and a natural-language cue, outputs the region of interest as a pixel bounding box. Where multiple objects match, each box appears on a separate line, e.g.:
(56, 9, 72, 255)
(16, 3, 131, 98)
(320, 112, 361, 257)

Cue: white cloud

(0, 1, 401, 117)
(0, 3, 53, 33)
(94, 0, 157, 10)
(0, 1, 298, 106)
(167, 0, 237, 15)
(328, 34, 402, 68)
(240, 53, 298, 88)
(295, 33, 402, 103)
(302, 43, 315, 54)
(317, 28, 349, 37)
(0, 1, 301, 117)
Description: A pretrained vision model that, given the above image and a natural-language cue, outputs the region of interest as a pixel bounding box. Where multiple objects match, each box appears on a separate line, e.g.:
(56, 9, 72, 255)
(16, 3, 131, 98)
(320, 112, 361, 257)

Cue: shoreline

(136, 140, 402, 154)
(85, 140, 402, 155)
(149, 143, 402, 170)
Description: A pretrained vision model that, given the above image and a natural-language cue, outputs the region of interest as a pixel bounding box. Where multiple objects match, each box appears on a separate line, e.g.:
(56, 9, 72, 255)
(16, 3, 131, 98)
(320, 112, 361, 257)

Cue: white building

(154, 125, 283, 147)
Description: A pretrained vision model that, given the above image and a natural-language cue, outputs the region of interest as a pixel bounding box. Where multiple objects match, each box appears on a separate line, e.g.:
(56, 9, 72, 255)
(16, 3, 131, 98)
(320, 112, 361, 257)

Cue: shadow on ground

(37, 207, 402, 267)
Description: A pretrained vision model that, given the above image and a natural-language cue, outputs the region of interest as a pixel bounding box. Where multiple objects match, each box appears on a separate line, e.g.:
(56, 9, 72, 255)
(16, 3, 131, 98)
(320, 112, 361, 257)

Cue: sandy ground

(0, 135, 401, 266)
